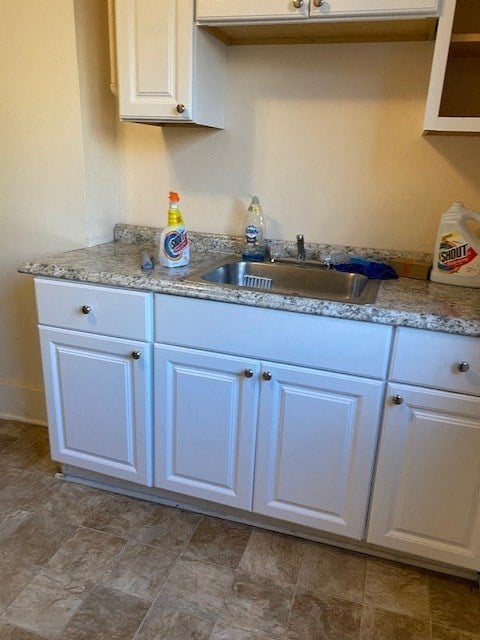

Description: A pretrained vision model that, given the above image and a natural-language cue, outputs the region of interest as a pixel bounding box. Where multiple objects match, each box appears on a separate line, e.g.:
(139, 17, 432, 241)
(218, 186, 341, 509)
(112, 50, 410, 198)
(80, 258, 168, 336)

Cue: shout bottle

(430, 202, 480, 288)
(159, 192, 190, 268)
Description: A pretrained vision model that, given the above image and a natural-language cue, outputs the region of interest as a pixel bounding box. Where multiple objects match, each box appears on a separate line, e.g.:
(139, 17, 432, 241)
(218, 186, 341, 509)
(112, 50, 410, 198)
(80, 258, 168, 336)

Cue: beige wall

(2, 10, 480, 423)
(0, 0, 118, 422)
(118, 41, 480, 252)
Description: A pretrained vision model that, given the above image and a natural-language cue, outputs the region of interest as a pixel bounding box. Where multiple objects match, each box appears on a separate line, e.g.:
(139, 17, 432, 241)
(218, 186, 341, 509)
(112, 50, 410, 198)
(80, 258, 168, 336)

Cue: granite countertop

(19, 226, 480, 337)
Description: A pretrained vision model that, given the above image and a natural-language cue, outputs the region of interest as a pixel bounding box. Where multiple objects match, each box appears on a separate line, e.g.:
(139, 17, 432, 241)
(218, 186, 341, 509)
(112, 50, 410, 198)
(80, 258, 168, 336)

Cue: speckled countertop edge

(18, 227, 480, 337)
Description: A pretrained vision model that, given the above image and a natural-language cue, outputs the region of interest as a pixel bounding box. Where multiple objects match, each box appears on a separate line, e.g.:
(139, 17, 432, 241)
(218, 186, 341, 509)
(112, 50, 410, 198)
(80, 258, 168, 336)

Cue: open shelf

(450, 33, 480, 57)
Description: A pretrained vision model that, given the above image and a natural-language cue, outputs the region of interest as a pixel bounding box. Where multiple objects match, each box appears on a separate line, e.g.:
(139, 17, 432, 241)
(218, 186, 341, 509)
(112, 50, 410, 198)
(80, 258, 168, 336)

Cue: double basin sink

(191, 258, 379, 305)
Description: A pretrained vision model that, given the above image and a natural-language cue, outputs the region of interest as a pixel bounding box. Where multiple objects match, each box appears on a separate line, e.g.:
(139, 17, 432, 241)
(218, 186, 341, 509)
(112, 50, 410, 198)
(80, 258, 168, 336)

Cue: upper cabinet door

(196, 0, 309, 23)
(424, 0, 480, 133)
(116, 0, 192, 121)
(309, 0, 440, 19)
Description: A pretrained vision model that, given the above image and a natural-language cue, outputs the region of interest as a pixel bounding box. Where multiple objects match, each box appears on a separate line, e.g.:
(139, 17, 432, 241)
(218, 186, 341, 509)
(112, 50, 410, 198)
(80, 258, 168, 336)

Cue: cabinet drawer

(35, 278, 153, 341)
(391, 327, 480, 395)
(155, 295, 392, 378)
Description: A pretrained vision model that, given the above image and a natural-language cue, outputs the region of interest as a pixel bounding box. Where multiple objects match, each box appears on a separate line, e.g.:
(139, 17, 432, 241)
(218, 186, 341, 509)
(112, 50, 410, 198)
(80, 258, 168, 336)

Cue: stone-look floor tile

(102, 540, 177, 601)
(298, 542, 367, 603)
(47, 527, 125, 582)
(210, 622, 272, 639)
(61, 585, 150, 640)
(0, 512, 76, 565)
(0, 437, 50, 470)
(430, 574, 480, 635)
(219, 571, 295, 639)
(0, 419, 24, 438)
(285, 587, 362, 640)
(30, 454, 61, 475)
(0, 620, 46, 640)
(183, 516, 252, 568)
(2, 567, 89, 639)
(0, 434, 16, 452)
(360, 606, 431, 640)
(0, 469, 59, 512)
(432, 623, 480, 640)
(135, 504, 202, 552)
(83, 492, 157, 539)
(39, 481, 111, 526)
(0, 560, 40, 615)
(364, 559, 429, 620)
(162, 557, 235, 619)
(134, 601, 214, 640)
(239, 529, 304, 585)
(0, 508, 31, 542)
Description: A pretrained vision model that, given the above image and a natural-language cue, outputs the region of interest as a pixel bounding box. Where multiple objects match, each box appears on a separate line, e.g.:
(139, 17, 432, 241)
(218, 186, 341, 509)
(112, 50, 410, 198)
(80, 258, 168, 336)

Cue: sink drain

(242, 275, 273, 290)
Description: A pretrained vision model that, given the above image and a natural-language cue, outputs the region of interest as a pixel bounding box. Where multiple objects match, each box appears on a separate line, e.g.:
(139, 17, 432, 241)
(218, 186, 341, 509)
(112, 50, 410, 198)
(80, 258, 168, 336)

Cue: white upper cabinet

(309, 0, 440, 20)
(196, 0, 308, 22)
(196, 0, 440, 23)
(115, 0, 226, 126)
(424, 0, 480, 133)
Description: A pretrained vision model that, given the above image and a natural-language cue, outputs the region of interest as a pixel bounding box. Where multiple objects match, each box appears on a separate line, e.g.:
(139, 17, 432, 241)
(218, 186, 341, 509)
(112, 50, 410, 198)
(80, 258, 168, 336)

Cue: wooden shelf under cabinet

(202, 18, 437, 45)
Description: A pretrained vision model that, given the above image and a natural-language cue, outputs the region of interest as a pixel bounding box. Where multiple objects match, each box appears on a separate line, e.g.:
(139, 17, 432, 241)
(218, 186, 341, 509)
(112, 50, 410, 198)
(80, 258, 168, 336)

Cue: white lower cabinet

(34, 281, 480, 572)
(367, 384, 480, 570)
(154, 342, 384, 536)
(39, 326, 152, 485)
(153, 345, 260, 510)
(254, 362, 384, 539)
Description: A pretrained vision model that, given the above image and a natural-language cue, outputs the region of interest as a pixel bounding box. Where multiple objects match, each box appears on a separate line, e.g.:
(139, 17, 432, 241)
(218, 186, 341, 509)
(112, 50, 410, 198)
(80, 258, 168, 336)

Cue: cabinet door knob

(131, 350, 141, 360)
(313, 0, 324, 6)
(244, 369, 254, 378)
(458, 361, 470, 373)
(81, 305, 92, 315)
(176, 103, 185, 114)
(293, 0, 304, 8)
(392, 395, 404, 405)
(262, 371, 272, 381)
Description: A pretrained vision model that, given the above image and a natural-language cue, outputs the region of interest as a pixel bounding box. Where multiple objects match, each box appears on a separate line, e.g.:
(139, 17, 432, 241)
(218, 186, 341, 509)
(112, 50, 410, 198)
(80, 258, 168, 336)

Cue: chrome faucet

(296, 234, 306, 261)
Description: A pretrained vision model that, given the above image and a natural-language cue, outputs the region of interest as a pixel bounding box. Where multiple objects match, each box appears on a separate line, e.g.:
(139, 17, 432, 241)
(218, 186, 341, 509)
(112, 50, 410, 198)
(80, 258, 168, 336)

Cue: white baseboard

(0, 382, 47, 426)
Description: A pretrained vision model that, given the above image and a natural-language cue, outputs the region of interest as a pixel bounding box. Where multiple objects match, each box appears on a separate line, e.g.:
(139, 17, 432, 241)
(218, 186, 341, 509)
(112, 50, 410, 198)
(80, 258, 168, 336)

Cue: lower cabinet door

(39, 326, 152, 485)
(154, 345, 260, 510)
(367, 385, 480, 570)
(253, 362, 384, 539)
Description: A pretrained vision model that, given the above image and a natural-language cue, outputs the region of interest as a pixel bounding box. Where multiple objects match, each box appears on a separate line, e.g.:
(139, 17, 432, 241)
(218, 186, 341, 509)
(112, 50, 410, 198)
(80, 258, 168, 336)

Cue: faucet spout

(296, 234, 306, 261)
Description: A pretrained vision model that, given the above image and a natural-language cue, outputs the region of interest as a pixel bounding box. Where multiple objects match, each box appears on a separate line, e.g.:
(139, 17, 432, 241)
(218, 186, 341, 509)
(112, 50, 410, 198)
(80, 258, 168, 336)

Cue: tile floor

(0, 418, 479, 640)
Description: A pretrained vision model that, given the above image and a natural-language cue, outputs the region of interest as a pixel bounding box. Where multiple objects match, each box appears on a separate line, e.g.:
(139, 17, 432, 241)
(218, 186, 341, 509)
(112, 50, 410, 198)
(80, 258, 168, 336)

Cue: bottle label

(164, 228, 189, 261)
(437, 232, 479, 276)
(245, 224, 259, 246)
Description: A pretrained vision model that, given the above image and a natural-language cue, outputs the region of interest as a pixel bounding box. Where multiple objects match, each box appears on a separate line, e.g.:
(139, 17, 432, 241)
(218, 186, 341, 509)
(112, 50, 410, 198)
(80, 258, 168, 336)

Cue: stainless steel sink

(191, 259, 379, 304)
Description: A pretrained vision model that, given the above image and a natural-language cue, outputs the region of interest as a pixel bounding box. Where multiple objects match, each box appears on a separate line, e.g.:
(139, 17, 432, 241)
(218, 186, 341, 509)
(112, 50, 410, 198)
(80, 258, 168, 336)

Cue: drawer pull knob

(131, 351, 141, 360)
(313, 0, 324, 6)
(81, 305, 92, 315)
(244, 369, 254, 378)
(176, 103, 185, 114)
(293, 0, 304, 7)
(458, 361, 470, 373)
(263, 371, 273, 381)
(392, 395, 404, 405)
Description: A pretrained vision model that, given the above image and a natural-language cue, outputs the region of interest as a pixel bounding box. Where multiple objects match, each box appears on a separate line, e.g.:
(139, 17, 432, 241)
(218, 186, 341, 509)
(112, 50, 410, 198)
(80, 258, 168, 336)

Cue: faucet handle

(296, 234, 306, 261)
